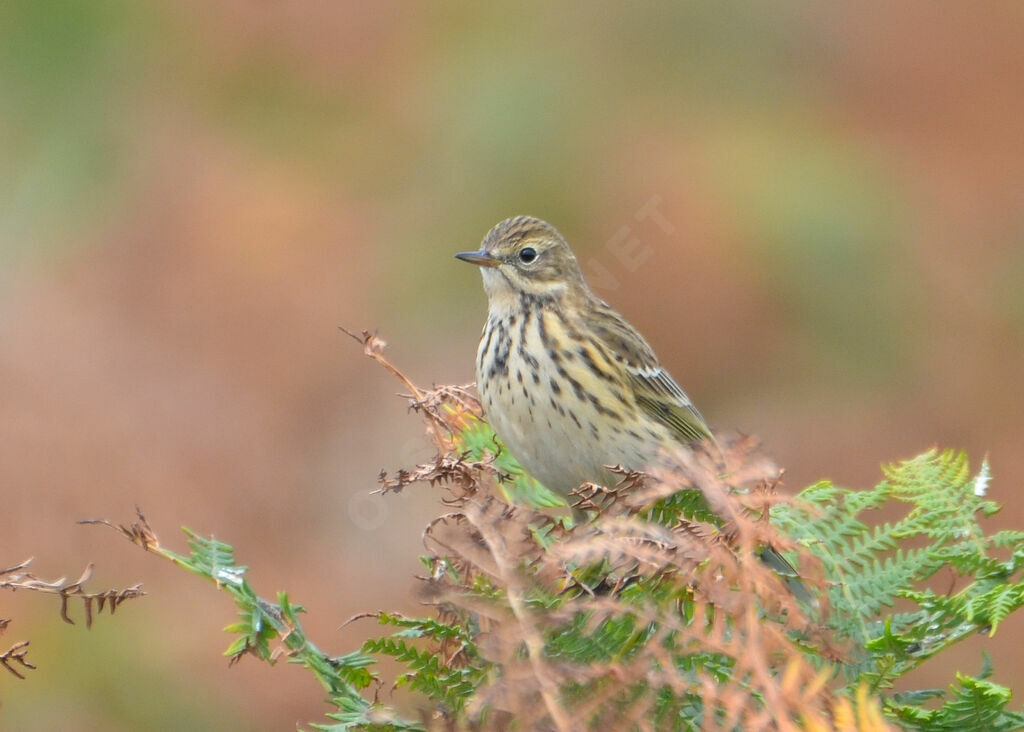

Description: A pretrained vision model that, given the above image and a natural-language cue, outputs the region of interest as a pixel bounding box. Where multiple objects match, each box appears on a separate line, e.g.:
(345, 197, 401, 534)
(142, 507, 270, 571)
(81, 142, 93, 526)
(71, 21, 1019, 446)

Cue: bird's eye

(518, 247, 538, 264)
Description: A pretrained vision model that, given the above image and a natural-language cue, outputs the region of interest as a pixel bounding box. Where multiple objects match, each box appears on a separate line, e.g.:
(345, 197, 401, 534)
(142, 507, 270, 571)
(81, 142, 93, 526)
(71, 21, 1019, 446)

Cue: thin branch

(0, 560, 145, 629)
(0, 640, 34, 680)
(339, 327, 425, 401)
(78, 506, 161, 552)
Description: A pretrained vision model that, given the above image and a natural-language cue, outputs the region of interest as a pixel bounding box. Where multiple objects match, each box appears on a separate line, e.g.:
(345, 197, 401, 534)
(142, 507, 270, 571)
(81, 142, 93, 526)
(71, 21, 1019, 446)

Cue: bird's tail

(757, 545, 814, 606)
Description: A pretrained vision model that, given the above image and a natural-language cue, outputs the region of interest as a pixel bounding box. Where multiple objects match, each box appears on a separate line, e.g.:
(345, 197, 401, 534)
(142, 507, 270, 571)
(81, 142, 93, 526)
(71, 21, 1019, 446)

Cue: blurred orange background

(2, 2, 1023, 728)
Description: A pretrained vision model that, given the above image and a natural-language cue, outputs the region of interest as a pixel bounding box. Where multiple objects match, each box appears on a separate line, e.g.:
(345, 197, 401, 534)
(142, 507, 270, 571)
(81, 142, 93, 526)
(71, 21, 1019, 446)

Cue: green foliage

(360, 613, 486, 714)
(156, 529, 415, 730)
(886, 656, 1024, 731)
(139, 437, 1024, 730)
(774, 449, 1024, 708)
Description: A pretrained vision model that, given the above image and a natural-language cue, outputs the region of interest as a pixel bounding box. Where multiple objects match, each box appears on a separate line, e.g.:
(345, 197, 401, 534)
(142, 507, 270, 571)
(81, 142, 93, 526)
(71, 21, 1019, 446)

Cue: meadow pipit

(456, 215, 714, 501)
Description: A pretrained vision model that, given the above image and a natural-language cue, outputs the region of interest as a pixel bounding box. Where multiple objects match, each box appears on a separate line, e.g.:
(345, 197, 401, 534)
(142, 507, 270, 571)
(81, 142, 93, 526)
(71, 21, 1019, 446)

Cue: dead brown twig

(339, 327, 426, 401)
(78, 506, 160, 553)
(0, 640, 34, 680)
(0, 559, 144, 629)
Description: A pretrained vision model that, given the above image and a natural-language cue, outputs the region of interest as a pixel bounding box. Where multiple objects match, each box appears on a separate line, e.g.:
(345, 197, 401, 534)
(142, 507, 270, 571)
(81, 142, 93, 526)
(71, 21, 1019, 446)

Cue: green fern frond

(886, 656, 1024, 731)
(775, 449, 1024, 704)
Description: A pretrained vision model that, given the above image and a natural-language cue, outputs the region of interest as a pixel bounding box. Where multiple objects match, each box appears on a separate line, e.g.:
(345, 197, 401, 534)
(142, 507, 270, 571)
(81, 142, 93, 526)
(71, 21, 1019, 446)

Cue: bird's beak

(455, 250, 502, 268)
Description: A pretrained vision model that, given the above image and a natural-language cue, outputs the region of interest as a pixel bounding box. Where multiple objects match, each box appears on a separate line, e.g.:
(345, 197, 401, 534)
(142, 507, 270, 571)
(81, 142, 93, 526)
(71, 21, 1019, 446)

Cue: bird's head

(456, 216, 588, 306)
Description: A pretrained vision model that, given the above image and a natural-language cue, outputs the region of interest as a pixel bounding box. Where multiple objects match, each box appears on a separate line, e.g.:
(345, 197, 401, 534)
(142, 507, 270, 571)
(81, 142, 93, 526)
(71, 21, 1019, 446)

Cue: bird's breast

(476, 307, 669, 496)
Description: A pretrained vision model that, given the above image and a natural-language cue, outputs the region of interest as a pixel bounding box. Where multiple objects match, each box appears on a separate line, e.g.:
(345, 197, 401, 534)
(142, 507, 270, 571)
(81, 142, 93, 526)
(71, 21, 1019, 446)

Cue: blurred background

(2, 1, 1023, 728)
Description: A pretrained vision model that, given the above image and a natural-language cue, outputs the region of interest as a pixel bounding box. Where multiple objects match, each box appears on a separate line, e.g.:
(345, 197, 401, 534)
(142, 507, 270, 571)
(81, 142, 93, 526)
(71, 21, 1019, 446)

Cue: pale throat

(480, 268, 567, 317)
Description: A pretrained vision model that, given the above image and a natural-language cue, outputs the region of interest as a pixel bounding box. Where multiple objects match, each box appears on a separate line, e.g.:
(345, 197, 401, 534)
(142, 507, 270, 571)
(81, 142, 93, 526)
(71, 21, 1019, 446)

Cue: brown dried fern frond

(0, 558, 144, 630)
(352, 330, 888, 731)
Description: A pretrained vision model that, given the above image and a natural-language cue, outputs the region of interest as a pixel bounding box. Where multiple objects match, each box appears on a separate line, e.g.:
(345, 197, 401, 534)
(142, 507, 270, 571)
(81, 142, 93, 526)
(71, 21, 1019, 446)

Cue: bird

(456, 215, 808, 599)
(455, 215, 715, 501)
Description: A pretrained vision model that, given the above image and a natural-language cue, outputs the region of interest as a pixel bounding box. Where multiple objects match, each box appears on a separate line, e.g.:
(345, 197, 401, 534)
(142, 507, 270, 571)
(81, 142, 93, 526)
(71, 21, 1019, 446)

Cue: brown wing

(588, 300, 713, 444)
(628, 364, 712, 443)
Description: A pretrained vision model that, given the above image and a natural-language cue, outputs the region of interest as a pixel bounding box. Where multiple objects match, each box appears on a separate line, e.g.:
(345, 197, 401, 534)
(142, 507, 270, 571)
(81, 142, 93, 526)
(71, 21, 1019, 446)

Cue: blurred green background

(3, 1, 1023, 728)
